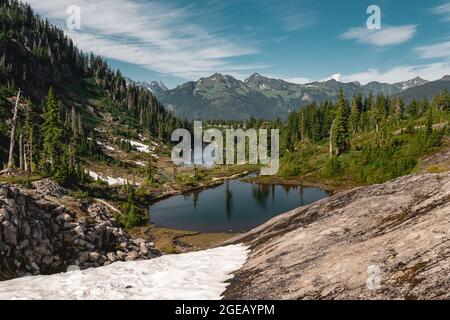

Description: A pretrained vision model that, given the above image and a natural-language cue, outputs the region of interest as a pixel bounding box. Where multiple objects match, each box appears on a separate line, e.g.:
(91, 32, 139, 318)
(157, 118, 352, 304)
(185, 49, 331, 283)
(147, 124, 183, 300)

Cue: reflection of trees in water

(252, 184, 271, 209)
(299, 187, 304, 206)
(191, 191, 200, 209)
(225, 181, 233, 220)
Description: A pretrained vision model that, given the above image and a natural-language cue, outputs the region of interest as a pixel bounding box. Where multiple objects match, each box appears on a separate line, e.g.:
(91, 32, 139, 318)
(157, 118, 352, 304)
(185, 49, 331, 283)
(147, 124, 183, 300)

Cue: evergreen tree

(349, 95, 361, 133)
(41, 87, 63, 171)
(332, 89, 350, 156)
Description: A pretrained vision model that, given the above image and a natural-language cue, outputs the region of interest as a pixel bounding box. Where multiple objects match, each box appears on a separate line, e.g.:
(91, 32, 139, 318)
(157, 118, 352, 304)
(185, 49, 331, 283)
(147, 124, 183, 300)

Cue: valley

(0, 0, 450, 301)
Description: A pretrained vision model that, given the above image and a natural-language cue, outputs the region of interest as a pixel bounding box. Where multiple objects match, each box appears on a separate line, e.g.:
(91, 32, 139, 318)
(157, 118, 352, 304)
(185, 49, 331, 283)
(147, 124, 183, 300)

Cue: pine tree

(41, 87, 63, 171)
(349, 95, 361, 133)
(332, 89, 350, 156)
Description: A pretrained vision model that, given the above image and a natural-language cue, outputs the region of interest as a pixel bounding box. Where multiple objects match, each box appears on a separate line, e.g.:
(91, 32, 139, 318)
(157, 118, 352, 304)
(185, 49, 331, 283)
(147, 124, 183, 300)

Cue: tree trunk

(24, 143, 28, 173)
(2, 90, 21, 175)
(329, 120, 335, 159)
(19, 134, 24, 171)
(29, 128, 33, 173)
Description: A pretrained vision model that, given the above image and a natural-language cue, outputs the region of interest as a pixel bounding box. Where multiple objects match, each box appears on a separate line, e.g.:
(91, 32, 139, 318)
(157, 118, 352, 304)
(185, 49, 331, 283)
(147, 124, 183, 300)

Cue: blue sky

(27, 0, 450, 88)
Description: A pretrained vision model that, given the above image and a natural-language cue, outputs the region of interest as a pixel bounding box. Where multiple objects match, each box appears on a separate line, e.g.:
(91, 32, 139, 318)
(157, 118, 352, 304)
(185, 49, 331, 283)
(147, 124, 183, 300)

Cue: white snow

(123, 139, 153, 153)
(96, 141, 116, 152)
(0, 245, 248, 300)
(122, 139, 159, 159)
(133, 161, 146, 167)
(87, 171, 139, 186)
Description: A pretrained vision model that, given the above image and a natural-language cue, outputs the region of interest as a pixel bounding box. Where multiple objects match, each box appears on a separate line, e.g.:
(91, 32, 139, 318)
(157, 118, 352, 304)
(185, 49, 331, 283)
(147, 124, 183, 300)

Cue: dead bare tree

(329, 120, 335, 159)
(1, 89, 21, 175)
(19, 134, 24, 171)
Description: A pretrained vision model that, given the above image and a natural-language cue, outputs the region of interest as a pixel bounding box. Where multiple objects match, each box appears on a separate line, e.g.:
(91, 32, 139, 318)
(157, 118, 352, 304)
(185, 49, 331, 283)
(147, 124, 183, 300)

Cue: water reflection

(149, 177, 329, 233)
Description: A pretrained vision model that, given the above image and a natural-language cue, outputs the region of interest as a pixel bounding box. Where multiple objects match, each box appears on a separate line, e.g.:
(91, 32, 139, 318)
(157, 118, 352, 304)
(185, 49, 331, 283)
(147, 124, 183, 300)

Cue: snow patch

(0, 245, 248, 300)
(87, 171, 139, 186)
(123, 139, 153, 153)
(96, 141, 116, 152)
(133, 161, 146, 167)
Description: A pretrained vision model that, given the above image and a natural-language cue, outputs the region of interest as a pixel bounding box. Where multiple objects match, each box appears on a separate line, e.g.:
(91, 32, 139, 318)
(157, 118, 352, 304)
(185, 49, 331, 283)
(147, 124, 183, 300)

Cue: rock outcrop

(0, 182, 159, 280)
(224, 172, 450, 300)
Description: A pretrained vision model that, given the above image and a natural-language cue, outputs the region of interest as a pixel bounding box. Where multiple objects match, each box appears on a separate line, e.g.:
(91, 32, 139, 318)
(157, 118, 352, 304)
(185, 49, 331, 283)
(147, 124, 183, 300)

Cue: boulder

(1, 221, 17, 245)
(78, 252, 90, 264)
(89, 252, 101, 262)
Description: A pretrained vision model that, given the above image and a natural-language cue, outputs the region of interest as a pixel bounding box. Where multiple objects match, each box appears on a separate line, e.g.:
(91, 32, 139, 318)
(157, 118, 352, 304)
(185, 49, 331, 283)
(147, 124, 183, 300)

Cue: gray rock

(140, 242, 149, 255)
(89, 252, 101, 262)
(2, 220, 17, 245)
(133, 238, 145, 245)
(19, 239, 29, 249)
(0, 182, 160, 280)
(125, 251, 139, 261)
(0, 187, 9, 198)
(63, 222, 78, 230)
(21, 221, 30, 236)
(56, 213, 73, 223)
(116, 251, 127, 261)
(30, 262, 39, 271)
(74, 225, 86, 234)
(224, 172, 450, 300)
(0, 207, 10, 221)
(106, 252, 118, 262)
(98, 255, 106, 265)
(78, 252, 90, 264)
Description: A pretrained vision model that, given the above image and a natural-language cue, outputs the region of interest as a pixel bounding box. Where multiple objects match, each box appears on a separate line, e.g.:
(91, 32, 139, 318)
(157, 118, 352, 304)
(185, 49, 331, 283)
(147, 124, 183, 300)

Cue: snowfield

(0, 245, 248, 300)
(87, 171, 139, 186)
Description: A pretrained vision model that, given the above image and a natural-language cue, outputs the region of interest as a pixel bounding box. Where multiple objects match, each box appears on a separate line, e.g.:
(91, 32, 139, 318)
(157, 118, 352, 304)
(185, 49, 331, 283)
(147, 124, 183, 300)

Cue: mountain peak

(125, 78, 168, 95)
(249, 72, 262, 78)
(395, 77, 428, 90)
(441, 75, 450, 81)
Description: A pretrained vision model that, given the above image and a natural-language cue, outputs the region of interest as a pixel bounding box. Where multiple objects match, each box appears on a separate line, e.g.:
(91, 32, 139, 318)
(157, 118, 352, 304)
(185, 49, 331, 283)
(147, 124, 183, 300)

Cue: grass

(129, 226, 238, 254)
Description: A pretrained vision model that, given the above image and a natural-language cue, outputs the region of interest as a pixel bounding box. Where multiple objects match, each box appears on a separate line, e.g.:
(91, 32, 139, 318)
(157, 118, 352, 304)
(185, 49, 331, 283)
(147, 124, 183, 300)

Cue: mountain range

(144, 73, 449, 120)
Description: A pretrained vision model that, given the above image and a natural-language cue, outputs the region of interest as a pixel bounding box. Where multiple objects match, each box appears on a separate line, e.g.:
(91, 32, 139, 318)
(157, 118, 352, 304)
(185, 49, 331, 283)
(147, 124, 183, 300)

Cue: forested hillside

(0, 0, 188, 184)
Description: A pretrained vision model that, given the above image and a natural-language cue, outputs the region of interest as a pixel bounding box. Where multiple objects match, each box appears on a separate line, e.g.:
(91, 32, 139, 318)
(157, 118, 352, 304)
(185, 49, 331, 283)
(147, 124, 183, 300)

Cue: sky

(26, 0, 450, 88)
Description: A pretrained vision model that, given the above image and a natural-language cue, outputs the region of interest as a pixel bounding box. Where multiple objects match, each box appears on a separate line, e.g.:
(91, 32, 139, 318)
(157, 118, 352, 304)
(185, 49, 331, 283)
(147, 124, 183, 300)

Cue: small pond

(149, 176, 329, 233)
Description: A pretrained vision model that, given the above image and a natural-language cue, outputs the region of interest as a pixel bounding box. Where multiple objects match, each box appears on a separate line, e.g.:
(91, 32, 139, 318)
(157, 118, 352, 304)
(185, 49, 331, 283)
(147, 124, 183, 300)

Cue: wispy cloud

(341, 25, 417, 46)
(416, 41, 450, 59)
(335, 62, 450, 84)
(26, 0, 264, 80)
(279, 10, 316, 32)
(432, 2, 450, 22)
(263, 1, 317, 32)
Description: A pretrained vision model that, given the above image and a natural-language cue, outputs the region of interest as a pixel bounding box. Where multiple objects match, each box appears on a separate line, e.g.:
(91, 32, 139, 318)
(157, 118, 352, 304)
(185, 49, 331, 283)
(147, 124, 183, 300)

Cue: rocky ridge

(0, 180, 159, 280)
(224, 172, 450, 300)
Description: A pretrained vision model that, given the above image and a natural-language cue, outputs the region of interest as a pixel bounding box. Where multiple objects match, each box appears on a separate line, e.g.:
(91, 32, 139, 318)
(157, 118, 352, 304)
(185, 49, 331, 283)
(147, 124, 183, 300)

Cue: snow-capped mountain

(125, 78, 168, 96)
(395, 77, 429, 91)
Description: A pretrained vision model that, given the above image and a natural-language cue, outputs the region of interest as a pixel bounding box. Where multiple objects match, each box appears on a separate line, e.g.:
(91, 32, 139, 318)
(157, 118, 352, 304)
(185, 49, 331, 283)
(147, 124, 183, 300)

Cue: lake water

(149, 177, 329, 233)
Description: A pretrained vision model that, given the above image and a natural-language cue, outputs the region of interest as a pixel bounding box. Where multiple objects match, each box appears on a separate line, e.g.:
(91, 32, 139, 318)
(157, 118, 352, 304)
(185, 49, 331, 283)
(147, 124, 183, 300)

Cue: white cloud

(432, 2, 450, 22)
(341, 25, 417, 46)
(336, 62, 450, 84)
(283, 77, 313, 84)
(26, 0, 262, 80)
(416, 41, 450, 59)
(322, 74, 342, 82)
